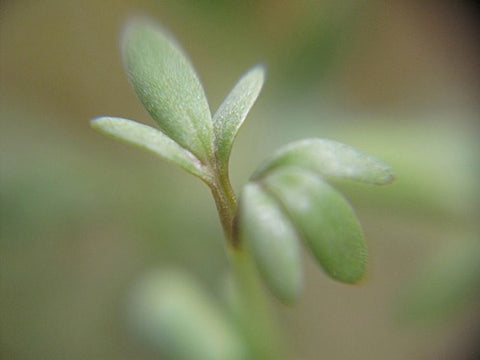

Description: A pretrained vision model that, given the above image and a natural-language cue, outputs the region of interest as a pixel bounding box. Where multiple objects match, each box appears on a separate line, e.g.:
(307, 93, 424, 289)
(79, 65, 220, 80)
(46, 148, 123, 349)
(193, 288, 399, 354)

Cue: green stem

(209, 166, 286, 360)
(210, 172, 238, 246)
(226, 247, 286, 360)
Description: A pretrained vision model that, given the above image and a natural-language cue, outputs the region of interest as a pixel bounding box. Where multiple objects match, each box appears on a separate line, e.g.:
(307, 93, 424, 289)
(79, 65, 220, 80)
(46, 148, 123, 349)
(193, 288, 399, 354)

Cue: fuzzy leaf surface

(122, 19, 213, 162)
(238, 182, 302, 303)
(253, 138, 394, 185)
(264, 168, 367, 283)
(91, 117, 212, 182)
(213, 66, 265, 172)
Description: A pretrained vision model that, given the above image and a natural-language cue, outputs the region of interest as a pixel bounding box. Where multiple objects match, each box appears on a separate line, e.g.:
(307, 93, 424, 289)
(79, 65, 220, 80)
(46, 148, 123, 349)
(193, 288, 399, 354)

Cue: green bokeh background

(1, 1, 479, 359)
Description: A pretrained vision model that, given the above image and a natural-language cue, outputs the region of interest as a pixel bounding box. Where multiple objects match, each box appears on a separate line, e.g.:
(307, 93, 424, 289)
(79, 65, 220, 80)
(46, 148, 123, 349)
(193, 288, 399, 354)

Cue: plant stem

(210, 172, 238, 247)
(226, 247, 286, 360)
(209, 168, 286, 360)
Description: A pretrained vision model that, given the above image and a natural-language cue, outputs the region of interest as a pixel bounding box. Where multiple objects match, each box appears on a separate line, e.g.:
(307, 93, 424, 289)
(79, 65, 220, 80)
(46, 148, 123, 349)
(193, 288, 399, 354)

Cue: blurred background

(1, 1, 479, 359)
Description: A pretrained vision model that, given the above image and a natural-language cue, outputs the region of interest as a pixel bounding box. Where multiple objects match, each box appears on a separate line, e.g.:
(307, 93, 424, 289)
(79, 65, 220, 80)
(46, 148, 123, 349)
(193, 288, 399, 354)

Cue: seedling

(92, 18, 393, 360)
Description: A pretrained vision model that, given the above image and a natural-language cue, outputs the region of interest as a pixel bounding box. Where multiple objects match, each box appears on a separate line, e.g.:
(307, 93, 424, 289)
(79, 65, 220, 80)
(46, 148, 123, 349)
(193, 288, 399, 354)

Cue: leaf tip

(252, 63, 267, 78)
(376, 166, 396, 185)
(90, 116, 108, 130)
(247, 63, 267, 90)
(120, 16, 175, 69)
(120, 15, 157, 43)
(385, 170, 396, 184)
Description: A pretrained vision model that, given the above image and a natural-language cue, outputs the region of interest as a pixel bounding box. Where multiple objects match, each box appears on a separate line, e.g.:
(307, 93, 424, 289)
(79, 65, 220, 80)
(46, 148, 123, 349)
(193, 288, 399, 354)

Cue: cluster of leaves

(239, 138, 393, 302)
(92, 19, 393, 359)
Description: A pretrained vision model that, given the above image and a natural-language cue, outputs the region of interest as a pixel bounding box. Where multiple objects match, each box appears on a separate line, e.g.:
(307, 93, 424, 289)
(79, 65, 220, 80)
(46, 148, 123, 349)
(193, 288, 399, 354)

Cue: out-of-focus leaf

(238, 182, 302, 304)
(222, 249, 288, 359)
(128, 270, 248, 360)
(91, 117, 212, 183)
(252, 138, 394, 185)
(397, 237, 480, 322)
(122, 19, 214, 163)
(213, 66, 265, 173)
(264, 168, 367, 283)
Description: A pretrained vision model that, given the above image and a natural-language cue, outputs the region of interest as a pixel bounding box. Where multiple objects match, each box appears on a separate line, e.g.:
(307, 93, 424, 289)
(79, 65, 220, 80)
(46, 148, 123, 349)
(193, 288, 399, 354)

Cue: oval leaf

(238, 182, 302, 303)
(213, 65, 265, 173)
(91, 117, 212, 183)
(128, 270, 248, 360)
(253, 138, 394, 185)
(264, 168, 367, 283)
(122, 19, 213, 163)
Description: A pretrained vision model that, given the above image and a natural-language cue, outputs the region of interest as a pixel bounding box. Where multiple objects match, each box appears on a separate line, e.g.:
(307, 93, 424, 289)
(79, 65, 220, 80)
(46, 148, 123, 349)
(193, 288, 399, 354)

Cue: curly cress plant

(91, 18, 394, 360)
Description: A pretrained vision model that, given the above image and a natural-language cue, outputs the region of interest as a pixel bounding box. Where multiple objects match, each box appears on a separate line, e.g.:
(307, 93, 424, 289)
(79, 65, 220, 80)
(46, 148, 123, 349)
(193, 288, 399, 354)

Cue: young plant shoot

(92, 18, 394, 360)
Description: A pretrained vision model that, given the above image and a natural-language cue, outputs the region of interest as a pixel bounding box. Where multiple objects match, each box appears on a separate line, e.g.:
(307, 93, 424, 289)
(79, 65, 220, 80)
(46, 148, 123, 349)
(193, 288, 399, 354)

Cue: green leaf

(252, 138, 394, 185)
(238, 182, 302, 304)
(122, 19, 213, 163)
(213, 66, 265, 173)
(128, 269, 248, 360)
(91, 117, 212, 183)
(397, 237, 480, 322)
(264, 168, 367, 283)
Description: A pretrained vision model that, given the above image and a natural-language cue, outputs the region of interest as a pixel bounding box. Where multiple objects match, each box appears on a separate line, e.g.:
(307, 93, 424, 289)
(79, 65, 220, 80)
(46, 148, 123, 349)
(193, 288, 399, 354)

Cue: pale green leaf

(264, 168, 367, 283)
(238, 183, 302, 303)
(122, 19, 213, 163)
(128, 269, 248, 360)
(213, 66, 265, 172)
(91, 117, 212, 183)
(253, 138, 394, 185)
(397, 237, 480, 321)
